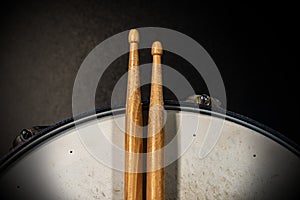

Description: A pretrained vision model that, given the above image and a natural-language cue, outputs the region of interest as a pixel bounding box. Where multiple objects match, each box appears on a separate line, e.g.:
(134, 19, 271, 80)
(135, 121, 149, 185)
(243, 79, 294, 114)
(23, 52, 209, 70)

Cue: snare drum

(0, 101, 299, 199)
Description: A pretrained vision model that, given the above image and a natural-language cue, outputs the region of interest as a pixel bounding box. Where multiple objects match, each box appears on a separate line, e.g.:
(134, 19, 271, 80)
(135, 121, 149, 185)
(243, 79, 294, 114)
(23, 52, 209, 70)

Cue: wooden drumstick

(124, 29, 143, 200)
(147, 41, 165, 200)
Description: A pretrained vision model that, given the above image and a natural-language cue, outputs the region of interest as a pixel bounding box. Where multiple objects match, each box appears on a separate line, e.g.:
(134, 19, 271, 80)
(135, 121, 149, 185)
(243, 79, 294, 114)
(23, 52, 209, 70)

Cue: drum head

(0, 102, 299, 199)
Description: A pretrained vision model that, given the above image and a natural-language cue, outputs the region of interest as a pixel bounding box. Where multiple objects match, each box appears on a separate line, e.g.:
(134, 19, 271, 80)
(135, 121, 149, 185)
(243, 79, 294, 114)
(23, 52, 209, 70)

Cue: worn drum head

(0, 103, 299, 199)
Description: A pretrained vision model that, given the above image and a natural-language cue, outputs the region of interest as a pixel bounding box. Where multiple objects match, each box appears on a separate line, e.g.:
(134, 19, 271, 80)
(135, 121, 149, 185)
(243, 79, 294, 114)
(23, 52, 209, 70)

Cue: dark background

(0, 0, 299, 157)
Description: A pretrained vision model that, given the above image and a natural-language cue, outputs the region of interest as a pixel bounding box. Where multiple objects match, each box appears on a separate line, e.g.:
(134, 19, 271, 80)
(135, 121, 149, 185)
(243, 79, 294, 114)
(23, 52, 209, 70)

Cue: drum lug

(12, 126, 48, 149)
(185, 94, 222, 107)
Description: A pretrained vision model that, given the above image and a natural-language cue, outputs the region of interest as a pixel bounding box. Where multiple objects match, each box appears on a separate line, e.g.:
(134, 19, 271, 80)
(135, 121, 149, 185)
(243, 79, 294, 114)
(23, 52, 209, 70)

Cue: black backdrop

(0, 0, 299, 156)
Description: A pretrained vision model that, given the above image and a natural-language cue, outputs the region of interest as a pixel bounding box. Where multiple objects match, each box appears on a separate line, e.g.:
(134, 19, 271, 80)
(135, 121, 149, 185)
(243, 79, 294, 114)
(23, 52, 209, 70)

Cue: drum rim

(1, 100, 299, 171)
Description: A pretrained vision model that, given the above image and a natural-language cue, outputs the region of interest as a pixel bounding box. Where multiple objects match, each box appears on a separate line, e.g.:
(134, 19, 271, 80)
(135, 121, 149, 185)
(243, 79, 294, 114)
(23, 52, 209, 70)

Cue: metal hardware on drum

(185, 94, 222, 108)
(11, 126, 48, 149)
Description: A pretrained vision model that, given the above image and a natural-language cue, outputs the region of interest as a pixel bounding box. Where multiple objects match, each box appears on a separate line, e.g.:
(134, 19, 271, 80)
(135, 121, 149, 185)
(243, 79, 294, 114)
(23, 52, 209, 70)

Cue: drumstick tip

(128, 29, 139, 43)
(152, 41, 163, 55)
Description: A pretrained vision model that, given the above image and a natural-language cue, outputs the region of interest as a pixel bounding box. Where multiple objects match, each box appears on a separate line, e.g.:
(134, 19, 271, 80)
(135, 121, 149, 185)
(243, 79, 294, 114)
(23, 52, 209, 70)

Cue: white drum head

(0, 104, 299, 199)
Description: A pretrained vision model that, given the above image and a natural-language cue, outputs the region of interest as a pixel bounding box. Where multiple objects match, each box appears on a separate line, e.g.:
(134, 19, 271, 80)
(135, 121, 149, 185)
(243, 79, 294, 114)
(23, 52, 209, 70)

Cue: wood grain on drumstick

(147, 41, 165, 200)
(124, 29, 143, 200)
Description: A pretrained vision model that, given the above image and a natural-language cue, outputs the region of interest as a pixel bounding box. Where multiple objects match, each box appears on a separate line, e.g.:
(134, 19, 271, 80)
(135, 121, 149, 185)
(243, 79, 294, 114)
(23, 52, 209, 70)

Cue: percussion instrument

(0, 29, 299, 199)
(0, 101, 299, 199)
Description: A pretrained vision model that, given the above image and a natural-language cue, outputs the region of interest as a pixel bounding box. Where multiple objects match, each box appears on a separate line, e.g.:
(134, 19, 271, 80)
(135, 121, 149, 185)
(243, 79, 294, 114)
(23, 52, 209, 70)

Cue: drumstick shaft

(147, 41, 165, 200)
(124, 29, 143, 200)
